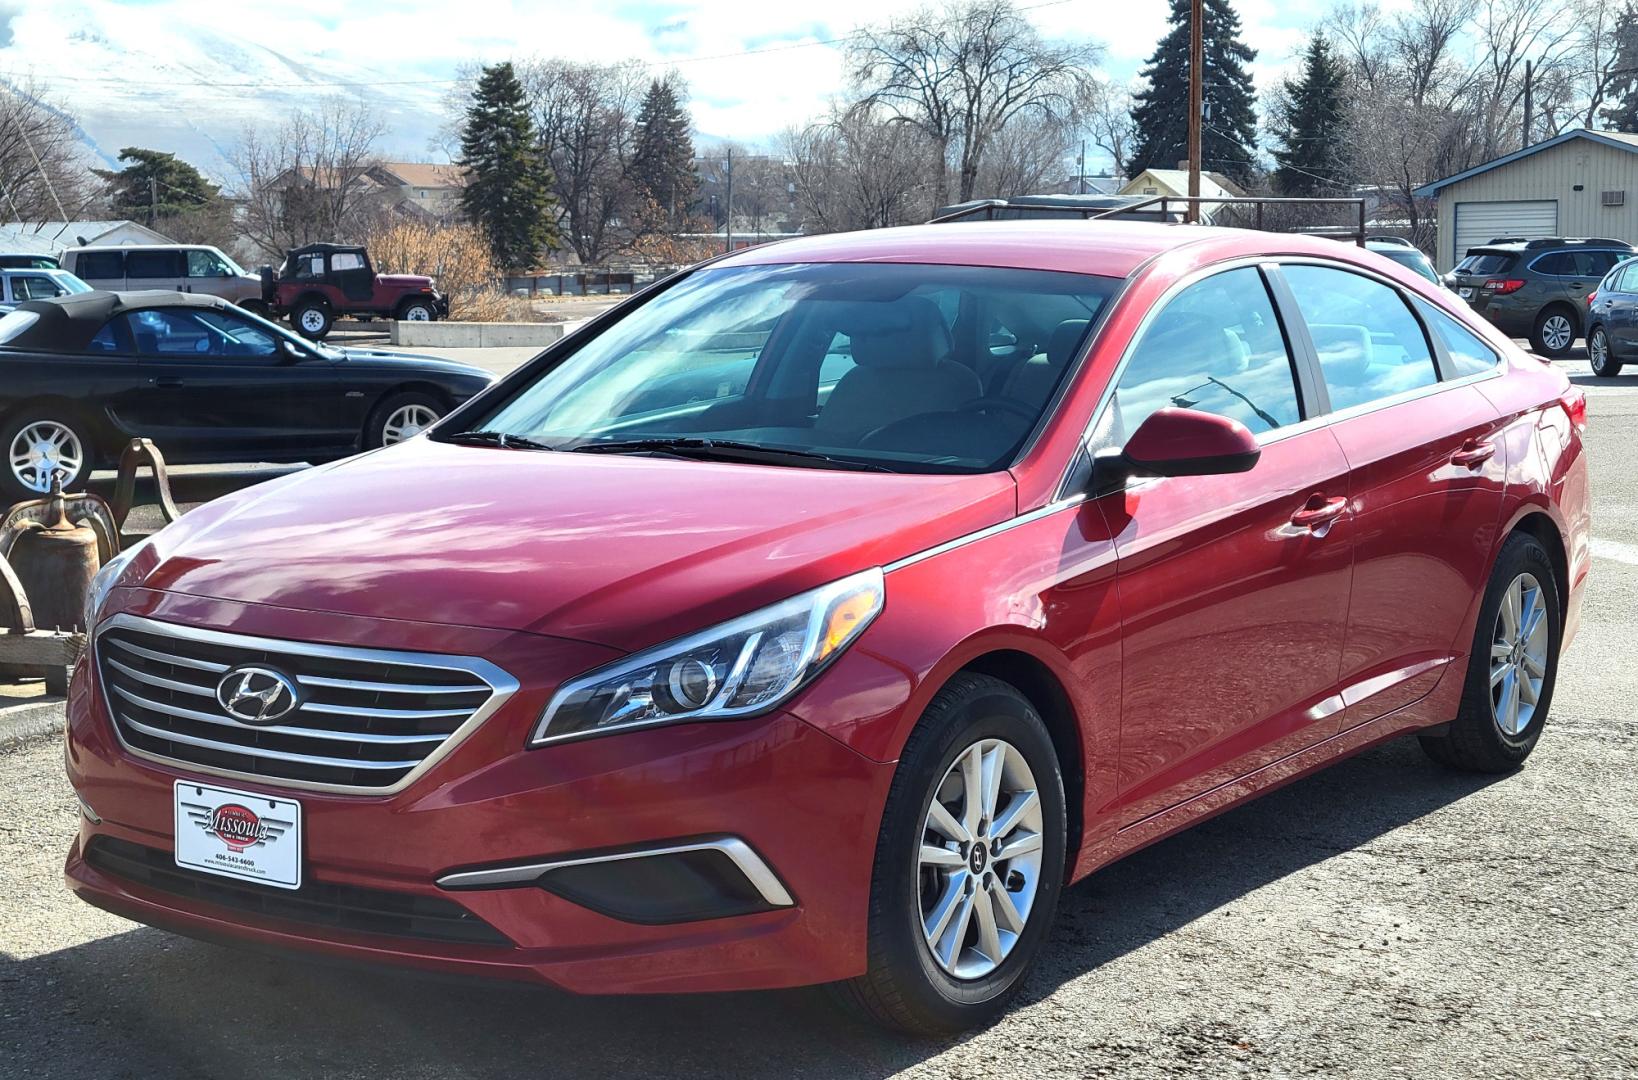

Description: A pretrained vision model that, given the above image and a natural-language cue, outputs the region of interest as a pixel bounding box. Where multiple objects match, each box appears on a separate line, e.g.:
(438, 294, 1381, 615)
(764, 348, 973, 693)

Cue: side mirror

(1091, 407, 1260, 494)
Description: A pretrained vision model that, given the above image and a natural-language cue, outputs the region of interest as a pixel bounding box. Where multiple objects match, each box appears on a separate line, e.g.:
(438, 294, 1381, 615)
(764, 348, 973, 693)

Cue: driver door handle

(1290, 495, 1347, 530)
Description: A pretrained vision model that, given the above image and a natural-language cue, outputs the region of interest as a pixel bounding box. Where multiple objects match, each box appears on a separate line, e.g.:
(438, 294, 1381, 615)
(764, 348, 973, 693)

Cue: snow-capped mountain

(2, 0, 453, 183)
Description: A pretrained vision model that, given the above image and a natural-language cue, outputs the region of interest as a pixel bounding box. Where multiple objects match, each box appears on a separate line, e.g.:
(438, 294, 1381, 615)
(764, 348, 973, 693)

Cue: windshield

(453, 262, 1118, 473)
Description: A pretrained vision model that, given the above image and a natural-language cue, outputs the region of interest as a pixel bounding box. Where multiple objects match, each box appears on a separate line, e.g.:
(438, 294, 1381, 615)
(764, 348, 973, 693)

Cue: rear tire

(1589, 325, 1624, 377)
(1, 409, 92, 504)
(1530, 306, 1578, 358)
(833, 673, 1066, 1034)
(1419, 532, 1561, 773)
(292, 301, 333, 341)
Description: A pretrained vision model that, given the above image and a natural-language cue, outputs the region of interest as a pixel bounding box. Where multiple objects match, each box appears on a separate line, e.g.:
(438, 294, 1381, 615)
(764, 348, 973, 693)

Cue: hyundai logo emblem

(216, 666, 301, 725)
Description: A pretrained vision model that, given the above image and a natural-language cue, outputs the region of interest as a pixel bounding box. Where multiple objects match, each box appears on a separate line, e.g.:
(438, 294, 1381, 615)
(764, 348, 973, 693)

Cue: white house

(0, 219, 174, 258)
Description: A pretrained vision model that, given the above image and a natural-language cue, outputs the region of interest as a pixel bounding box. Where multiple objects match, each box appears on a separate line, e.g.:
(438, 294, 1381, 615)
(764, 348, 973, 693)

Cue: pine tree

(1271, 36, 1348, 195)
(1600, 4, 1638, 132)
(629, 75, 699, 229)
(93, 148, 220, 226)
(458, 62, 559, 269)
(1129, 0, 1259, 186)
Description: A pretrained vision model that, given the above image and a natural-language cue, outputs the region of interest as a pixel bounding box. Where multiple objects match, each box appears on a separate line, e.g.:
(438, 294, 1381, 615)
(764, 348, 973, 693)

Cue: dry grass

(364, 219, 537, 322)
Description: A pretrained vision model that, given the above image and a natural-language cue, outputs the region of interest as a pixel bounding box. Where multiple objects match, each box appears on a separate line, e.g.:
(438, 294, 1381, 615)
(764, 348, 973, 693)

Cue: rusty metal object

(5, 478, 101, 632)
(0, 551, 32, 635)
(111, 438, 181, 530)
(2, 489, 120, 567)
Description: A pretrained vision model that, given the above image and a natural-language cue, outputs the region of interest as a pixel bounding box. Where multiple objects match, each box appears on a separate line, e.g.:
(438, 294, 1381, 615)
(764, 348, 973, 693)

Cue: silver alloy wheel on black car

(6, 418, 86, 497)
(918, 737, 1044, 980)
(381, 402, 441, 444)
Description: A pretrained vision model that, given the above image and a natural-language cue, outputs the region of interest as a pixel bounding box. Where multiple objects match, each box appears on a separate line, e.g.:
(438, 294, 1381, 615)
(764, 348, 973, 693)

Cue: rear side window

(1531, 252, 1575, 276)
(1418, 302, 1500, 378)
(1282, 266, 1439, 412)
(126, 251, 182, 279)
(75, 251, 124, 280)
(1104, 267, 1302, 445)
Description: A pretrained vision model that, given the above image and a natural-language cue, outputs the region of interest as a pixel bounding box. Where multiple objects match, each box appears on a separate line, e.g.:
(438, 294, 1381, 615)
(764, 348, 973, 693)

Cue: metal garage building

(1414, 129, 1638, 269)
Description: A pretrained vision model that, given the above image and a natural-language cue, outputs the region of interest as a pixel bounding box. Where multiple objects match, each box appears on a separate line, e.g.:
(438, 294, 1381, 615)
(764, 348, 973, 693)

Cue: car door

(1277, 263, 1507, 731)
(1564, 250, 1623, 325)
(123, 249, 185, 294)
(182, 248, 235, 300)
(122, 307, 345, 458)
(1606, 261, 1638, 358)
(1093, 265, 1354, 822)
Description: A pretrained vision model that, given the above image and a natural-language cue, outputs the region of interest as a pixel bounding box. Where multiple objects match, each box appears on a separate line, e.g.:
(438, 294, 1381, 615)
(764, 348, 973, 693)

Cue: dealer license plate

(174, 781, 302, 889)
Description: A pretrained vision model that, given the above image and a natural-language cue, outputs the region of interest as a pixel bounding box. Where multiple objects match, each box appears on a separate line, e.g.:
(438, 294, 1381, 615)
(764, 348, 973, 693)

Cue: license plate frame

(1458, 287, 1474, 299)
(173, 780, 303, 890)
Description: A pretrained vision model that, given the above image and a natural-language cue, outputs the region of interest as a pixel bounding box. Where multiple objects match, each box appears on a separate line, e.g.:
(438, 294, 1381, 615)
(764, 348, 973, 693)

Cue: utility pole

(724, 148, 734, 254)
(1187, 0, 1203, 224)
(1078, 141, 1086, 195)
(1522, 60, 1534, 148)
(149, 174, 158, 228)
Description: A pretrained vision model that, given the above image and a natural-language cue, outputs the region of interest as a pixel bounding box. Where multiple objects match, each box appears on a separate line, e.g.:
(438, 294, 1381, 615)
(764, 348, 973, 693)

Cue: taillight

(1560, 387, 1588, 432)
(1484, 279, 1526, 295)
(1587, 291, 1598, 304)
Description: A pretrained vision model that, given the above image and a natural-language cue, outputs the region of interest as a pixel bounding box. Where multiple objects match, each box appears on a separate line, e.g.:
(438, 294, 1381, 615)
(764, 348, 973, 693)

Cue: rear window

(0, 310, 39, 344)
(1465, 254, 1515, 276)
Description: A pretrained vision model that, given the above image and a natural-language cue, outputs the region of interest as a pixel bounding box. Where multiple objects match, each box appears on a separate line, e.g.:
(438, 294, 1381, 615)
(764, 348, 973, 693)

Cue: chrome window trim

(93, 612, 519, 797)
(884, 494, 1087, 573)
(435, 836, 795, 908)
(1526, 249, 1628, 277)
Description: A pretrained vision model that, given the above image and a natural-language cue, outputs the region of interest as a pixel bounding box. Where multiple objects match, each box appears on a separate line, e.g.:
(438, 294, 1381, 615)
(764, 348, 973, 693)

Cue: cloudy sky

(4, 0, 1336, 173)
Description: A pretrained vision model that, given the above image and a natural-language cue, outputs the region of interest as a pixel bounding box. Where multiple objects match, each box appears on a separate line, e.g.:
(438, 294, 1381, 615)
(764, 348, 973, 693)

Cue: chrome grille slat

(96, 614, 518, 795)
(108, 683, 449, 746)
(117, 714, 423, 770)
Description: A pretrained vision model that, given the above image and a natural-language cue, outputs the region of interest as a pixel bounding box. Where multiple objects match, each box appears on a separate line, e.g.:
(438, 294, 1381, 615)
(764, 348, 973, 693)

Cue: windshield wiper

(567, 437, 894, 472)
(445, 430, 556, 451)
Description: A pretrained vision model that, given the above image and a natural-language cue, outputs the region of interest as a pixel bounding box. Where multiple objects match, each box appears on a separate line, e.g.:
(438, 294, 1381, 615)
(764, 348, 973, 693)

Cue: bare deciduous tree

(1080, 77, 1136, 181)
(848, 0, 1098, 204)
(0, 82, 99, 226)
(783, 105, 937, 233)
(233, 100, 388, 259)
(973, 111, 1072, 198)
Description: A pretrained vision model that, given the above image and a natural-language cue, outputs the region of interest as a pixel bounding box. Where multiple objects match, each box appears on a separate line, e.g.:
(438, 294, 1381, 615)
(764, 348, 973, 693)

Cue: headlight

(530, 567, 885, 747)
(83, 539, 149, 630)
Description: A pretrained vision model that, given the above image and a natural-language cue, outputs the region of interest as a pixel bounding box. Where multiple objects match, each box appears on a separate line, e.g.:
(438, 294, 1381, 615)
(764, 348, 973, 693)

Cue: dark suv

(1448, 236, 1633, 356)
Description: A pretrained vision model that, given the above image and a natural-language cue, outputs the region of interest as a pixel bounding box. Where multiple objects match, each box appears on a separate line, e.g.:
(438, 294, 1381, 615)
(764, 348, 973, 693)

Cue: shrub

(364, 219, 534, 322)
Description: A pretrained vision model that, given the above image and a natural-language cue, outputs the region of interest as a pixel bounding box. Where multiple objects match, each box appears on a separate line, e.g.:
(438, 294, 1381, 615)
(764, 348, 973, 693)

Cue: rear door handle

(149, 376, 184, 388)
(1290, 495, 1347, 530)
(1452, 440, 1496, 467)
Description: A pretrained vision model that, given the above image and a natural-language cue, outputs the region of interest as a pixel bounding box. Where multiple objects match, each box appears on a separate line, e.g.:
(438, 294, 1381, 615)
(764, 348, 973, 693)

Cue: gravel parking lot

(2, 359, 1635, 1079)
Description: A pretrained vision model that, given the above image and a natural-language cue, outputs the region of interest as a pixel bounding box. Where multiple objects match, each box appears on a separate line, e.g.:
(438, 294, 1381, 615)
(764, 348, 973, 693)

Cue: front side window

(186, 249, 230, 277)
(125, 308, 279, 358)
(1098, 267, 1302, 450)
(456, 262, 1117, 474)
(1418, 301, 1500, 378)
(1282, 265, 1439, 412)
(12, 275, 65, 300)
(331, 252, 366, 272)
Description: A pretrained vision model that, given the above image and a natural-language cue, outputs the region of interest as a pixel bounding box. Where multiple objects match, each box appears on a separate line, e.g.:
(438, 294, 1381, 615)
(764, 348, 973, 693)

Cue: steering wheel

(953, 396, 1038, 421)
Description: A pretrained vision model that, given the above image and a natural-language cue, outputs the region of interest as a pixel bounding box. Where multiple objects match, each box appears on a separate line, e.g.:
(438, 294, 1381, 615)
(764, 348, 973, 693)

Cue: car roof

(715, 220, 1370, 280)
(67, 244, 216, 253)
(6, 290, 236, 351)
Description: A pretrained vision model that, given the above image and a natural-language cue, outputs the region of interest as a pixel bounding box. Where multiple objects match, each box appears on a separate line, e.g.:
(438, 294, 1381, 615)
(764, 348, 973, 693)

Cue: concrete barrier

(390, 321, 583, 348)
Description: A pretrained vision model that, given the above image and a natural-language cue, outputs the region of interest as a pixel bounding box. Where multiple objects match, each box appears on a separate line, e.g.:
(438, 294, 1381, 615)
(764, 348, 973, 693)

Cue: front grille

(86, 836, 513, 947)
(96, 614, 515, 792)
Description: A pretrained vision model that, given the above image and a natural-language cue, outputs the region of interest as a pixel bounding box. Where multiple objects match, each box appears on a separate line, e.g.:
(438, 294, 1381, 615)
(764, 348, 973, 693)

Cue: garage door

(1454, 200, 1558, 259)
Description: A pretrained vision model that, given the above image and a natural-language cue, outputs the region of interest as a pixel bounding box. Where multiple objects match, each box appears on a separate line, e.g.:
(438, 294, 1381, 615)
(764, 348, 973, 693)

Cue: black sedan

(0, 291, 495, 501)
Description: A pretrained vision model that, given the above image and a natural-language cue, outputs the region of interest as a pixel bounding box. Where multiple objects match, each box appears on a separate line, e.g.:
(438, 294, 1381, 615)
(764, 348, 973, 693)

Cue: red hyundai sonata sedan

(64, 220, 1589, 1033)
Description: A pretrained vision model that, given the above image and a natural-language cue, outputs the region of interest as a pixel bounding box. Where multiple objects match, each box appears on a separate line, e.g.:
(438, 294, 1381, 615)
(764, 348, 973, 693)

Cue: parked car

(0, 267, 91, 312)
(1365, 238, 1440, 284)
(64, 221, 1588, 1035)
(0, 253, 62, 270)
(1584, 255, 1638, 376)
(59, 244, 267, 314)
(1446, 236, 1633, 356)
(0, 290, 493, 501)
(260, 243, 447, 340)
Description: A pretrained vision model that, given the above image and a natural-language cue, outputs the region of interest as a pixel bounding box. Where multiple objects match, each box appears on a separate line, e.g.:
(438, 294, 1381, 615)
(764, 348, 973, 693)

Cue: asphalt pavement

(1, 354, 1636, 1078)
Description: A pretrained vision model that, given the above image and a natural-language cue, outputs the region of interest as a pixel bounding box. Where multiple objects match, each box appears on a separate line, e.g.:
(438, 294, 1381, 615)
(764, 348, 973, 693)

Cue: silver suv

(59, 244, 266, 314)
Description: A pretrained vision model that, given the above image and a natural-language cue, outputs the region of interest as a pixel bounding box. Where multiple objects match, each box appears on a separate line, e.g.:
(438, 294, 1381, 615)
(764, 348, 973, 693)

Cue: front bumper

(64, 588, 895, 994)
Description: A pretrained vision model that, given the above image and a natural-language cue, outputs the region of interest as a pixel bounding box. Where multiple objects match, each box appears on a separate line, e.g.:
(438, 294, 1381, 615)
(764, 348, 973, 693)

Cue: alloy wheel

(8, 420, 84, 494)
(1491, 572, 1549, 737)
(1541, 315, 1573, 353)
(918, 738, 1044, 980)
(381, 403, 440, 444)
(1590, 329, 1612, 374)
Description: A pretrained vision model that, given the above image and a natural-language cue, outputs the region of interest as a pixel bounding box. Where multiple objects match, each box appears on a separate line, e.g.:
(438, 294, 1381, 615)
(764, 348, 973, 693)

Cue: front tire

(835, 673, 1066, 1034)
(1588, 325, 1624, 377)
(1530, 306, 1578, 358)
(398, 299, 437, 322)
(366, 391, 444, 448)
(292, 301, 333, 341)
(1419, 531, 1561, 772)
(1, 410, 92, 504)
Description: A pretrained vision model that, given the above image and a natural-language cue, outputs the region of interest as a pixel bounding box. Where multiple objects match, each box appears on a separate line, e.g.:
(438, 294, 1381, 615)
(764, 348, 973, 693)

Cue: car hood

(332, 346, 492, 382)
(134, 438, 1017, 652)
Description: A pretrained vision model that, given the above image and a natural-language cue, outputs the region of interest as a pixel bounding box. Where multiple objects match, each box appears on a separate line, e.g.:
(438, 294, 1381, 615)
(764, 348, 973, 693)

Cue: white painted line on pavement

(1590, 538, 1638, 566)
